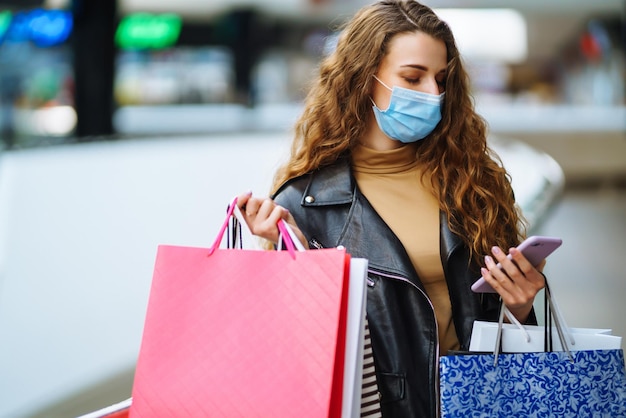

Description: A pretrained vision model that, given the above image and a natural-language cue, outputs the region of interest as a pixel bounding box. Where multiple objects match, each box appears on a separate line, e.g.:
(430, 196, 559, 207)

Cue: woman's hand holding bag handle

(208, 195, 304, 257)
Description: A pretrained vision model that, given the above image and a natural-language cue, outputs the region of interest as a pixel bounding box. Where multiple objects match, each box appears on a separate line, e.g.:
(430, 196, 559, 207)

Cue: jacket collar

(300, 159, 354, 207)
(301, 158, 465, 260)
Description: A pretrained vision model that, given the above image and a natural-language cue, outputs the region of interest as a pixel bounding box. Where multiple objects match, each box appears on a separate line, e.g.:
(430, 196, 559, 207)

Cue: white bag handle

(277, 219, 306, 252)
(503, 306, 531, 343)
(494, 281, 575, 365)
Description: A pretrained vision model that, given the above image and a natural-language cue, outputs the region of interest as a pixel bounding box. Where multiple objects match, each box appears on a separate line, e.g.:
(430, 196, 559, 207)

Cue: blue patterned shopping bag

(439, 349, 626, 417)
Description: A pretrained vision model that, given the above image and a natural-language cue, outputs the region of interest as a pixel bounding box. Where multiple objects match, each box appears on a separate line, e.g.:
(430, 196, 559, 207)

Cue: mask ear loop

(372, 75, 393, 91)
(371, 75, 392, 111)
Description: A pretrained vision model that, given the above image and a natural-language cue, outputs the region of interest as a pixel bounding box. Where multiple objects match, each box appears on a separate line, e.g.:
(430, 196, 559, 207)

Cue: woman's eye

(405, 78, 420, 84)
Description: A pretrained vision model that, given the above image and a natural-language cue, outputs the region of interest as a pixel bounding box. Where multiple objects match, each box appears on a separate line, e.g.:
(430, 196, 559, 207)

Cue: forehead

(382, 31, 448, 71)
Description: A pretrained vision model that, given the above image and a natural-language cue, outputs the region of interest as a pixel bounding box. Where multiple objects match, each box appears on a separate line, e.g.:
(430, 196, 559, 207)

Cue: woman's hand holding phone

(473, 236, 562, 323)
(472, 236, 562, 293)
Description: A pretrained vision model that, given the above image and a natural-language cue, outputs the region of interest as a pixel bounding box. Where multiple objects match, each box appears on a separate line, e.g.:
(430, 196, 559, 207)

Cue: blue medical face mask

(371, 75, 445, 143)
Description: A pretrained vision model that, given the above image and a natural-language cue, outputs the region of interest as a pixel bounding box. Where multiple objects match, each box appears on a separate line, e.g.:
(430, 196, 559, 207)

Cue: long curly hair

(271, 0, 526, 263)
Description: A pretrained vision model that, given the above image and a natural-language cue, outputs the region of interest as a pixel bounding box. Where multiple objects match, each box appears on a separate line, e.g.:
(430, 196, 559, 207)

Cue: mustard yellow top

(352, 143, 460, 355)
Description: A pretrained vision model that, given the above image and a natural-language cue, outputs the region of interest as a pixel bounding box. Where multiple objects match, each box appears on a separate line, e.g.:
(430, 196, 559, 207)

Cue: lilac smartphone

(471, 235, 562, 293)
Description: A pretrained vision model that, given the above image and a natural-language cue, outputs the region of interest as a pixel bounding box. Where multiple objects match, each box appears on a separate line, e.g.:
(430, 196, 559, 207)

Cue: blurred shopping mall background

(0, 0, 624, 417)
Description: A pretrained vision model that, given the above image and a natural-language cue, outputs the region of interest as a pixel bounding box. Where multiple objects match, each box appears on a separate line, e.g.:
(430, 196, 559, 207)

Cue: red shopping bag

(129, 199, 356, 417)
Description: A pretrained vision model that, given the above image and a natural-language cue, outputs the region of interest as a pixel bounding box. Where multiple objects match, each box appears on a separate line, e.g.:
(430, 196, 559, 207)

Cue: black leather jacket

(273, 158, 511, 417)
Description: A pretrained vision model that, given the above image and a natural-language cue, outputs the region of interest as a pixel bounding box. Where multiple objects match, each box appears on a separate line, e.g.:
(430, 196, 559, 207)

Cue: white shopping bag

(470, 321, 622, 352)
(343, 258, 367, 418)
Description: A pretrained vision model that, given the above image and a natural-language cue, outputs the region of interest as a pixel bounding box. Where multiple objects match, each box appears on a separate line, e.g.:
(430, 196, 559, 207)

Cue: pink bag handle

(208, 197, 299, 259)
(208, 196, 239, 255)
(277, 219, 297, 257)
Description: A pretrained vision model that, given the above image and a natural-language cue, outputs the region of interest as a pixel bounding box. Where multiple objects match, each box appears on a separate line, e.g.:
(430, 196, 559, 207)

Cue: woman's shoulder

(273, 157, 352, 202)
(273, 175, 309, 209)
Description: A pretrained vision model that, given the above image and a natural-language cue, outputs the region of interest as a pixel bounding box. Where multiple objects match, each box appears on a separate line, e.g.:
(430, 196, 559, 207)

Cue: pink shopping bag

(129, 199, 357, 417)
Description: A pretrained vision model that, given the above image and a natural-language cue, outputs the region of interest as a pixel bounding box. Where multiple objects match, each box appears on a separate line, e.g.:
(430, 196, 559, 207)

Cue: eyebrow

(400, 64, 447, 74)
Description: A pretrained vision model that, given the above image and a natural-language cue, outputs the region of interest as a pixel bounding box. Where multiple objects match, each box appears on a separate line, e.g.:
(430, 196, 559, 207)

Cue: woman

(237, 0, 545, 416)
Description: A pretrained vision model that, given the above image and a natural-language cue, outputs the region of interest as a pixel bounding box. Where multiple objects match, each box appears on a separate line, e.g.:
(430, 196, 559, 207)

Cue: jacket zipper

(367, 267, 441, 417)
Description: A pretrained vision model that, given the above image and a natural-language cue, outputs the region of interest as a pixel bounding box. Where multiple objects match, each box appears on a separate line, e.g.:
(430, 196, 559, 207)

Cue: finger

(483, 254, 514, 290)
(480, 264, 514, 300)
(536, 259, 547, 272)
(244, 197, 263, 217)
(256, 198, 277, 220)
(508, 248, 546, 290)
(266, 205, 286, 225)
(249, 204, 284, 243)
(237, 191, 253, 211)
(508, 247, 533, 275)
(491, 246, 526, 286)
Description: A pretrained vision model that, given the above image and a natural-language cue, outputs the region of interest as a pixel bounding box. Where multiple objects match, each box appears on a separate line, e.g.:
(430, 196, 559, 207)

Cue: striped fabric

(360, 317, 382, 417)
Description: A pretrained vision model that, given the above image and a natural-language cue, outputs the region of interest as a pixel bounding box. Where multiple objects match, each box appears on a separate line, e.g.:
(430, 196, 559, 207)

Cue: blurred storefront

(0, 0, 623, 149)
(0, 7, 75, 147)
